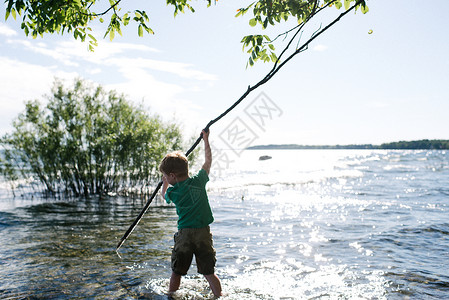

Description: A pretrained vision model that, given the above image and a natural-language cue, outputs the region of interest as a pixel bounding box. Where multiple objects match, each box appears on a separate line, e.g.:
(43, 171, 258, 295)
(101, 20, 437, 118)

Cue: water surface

(1, 150, 448, 299)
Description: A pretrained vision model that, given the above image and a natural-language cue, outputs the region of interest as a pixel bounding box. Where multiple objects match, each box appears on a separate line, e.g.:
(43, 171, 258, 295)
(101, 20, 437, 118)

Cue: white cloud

(366, 101, 390, 109)
(5, 37, 216, 82)
(103, 64, 203, 134)
(0, 34, 215, 137)
(0, 57, 52, 104)
(97, 53, 215, 132)
(5, 37, 161, 67)
(0, 23, 17, 37)
(106, 57, 218, 81)
(50, 40, 161, 63)
(313, 44, 327, 52)
(7, 39, 79, 67)
(87, 68, 102, 75)
(0, 56, 79, 135)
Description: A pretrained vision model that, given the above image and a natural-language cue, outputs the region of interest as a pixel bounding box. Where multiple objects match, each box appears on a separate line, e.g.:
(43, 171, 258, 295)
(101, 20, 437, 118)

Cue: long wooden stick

(116, 180, 162, 251)
(116, 1, 363, 252)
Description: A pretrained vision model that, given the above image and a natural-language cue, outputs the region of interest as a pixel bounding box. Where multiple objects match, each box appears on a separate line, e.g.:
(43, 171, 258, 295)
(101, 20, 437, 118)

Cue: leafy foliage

(0, 78, 186, 197)
(236, 0, 368, 67)
(3, 0, 215, 50)
(4, 0, 367, 58)
(4, 0, 156, 50)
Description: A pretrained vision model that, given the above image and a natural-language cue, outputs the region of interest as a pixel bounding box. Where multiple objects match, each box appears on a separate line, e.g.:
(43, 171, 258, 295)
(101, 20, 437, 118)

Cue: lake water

(1, 150, 448, 299)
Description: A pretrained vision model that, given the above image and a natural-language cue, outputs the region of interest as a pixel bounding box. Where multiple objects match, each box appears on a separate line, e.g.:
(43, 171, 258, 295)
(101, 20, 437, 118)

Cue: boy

(159, 129, 222, 297)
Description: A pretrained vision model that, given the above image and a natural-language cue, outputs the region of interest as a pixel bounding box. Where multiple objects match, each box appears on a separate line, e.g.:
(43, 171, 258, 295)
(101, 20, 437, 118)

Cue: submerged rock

(258, 155, 272, 161)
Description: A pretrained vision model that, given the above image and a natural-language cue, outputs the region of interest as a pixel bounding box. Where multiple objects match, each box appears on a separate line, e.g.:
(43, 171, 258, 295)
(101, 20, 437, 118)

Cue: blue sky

(1, 0, 448, 147)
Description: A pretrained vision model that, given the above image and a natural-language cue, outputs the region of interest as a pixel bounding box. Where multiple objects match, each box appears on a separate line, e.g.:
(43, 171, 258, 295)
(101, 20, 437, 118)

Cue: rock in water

(259, 155, 272, 161)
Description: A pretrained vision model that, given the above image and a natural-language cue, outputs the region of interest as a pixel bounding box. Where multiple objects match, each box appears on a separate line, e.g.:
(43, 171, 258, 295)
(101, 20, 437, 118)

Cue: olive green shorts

(171, 226, 217, 276)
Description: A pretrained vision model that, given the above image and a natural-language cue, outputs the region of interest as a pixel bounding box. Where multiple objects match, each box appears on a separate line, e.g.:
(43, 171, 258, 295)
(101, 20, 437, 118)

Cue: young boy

(159, 129, 222, 297)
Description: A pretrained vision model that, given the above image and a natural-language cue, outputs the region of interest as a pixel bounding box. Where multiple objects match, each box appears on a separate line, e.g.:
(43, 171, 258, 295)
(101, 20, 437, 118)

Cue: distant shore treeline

(247, 139, 449, 150)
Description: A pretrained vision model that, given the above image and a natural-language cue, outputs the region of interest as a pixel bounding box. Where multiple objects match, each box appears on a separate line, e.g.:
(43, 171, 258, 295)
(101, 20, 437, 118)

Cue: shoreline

(247, 139, 449, 150)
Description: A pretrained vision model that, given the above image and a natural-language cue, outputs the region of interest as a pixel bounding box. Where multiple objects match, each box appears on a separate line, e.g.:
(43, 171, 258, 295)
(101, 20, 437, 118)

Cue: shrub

(1, 78, 187, 197)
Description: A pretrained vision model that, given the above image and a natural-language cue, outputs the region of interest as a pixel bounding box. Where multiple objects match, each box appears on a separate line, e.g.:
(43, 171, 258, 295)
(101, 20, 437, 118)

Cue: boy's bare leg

(204, 274, 222, 297)
(168, 272, 182, 294)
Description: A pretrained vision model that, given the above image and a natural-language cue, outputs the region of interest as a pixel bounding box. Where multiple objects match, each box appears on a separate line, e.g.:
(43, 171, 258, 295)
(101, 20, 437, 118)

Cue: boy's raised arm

(201, 129, 212, 175)
(161, 175, 169, 198)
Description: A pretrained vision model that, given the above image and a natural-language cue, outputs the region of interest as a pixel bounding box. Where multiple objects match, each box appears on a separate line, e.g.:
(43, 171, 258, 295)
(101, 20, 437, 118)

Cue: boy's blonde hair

(159, 151, 189, 177)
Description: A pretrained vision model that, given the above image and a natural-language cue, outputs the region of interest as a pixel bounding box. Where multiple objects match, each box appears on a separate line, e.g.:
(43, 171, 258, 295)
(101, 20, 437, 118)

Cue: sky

(1, 0, 449, 149)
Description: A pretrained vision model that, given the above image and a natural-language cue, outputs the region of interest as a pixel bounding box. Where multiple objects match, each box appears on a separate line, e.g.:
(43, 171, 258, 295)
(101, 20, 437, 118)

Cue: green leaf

(109, 29, 115, 41)
(138, 24, 143, 37)
(143, 24, 154, 35)
(11, 8, 17, 20)
(14, 1, 24, 15)
(263, 18, 268, 29)
(72, 0, 81, 8)
(142, 11, 149, 22)
(123, 13, 130, 26)
(88, 34, 97, 42)
(361, 4, 369, 14)
(249, 18, 257, 27)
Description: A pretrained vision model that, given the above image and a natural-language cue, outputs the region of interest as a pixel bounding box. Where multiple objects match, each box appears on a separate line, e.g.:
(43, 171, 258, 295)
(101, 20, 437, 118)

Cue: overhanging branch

(116, 0, 366, 252)
(259, 0, 364, 88)
(82, 0, 122, 17)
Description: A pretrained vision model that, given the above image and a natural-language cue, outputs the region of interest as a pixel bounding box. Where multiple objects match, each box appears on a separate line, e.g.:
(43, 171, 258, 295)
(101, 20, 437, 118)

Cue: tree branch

(268, 0, 333, 44)
(117, 0, 367, 251)
(260, 0, 364, 88)
(83, 0, 122, 17)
